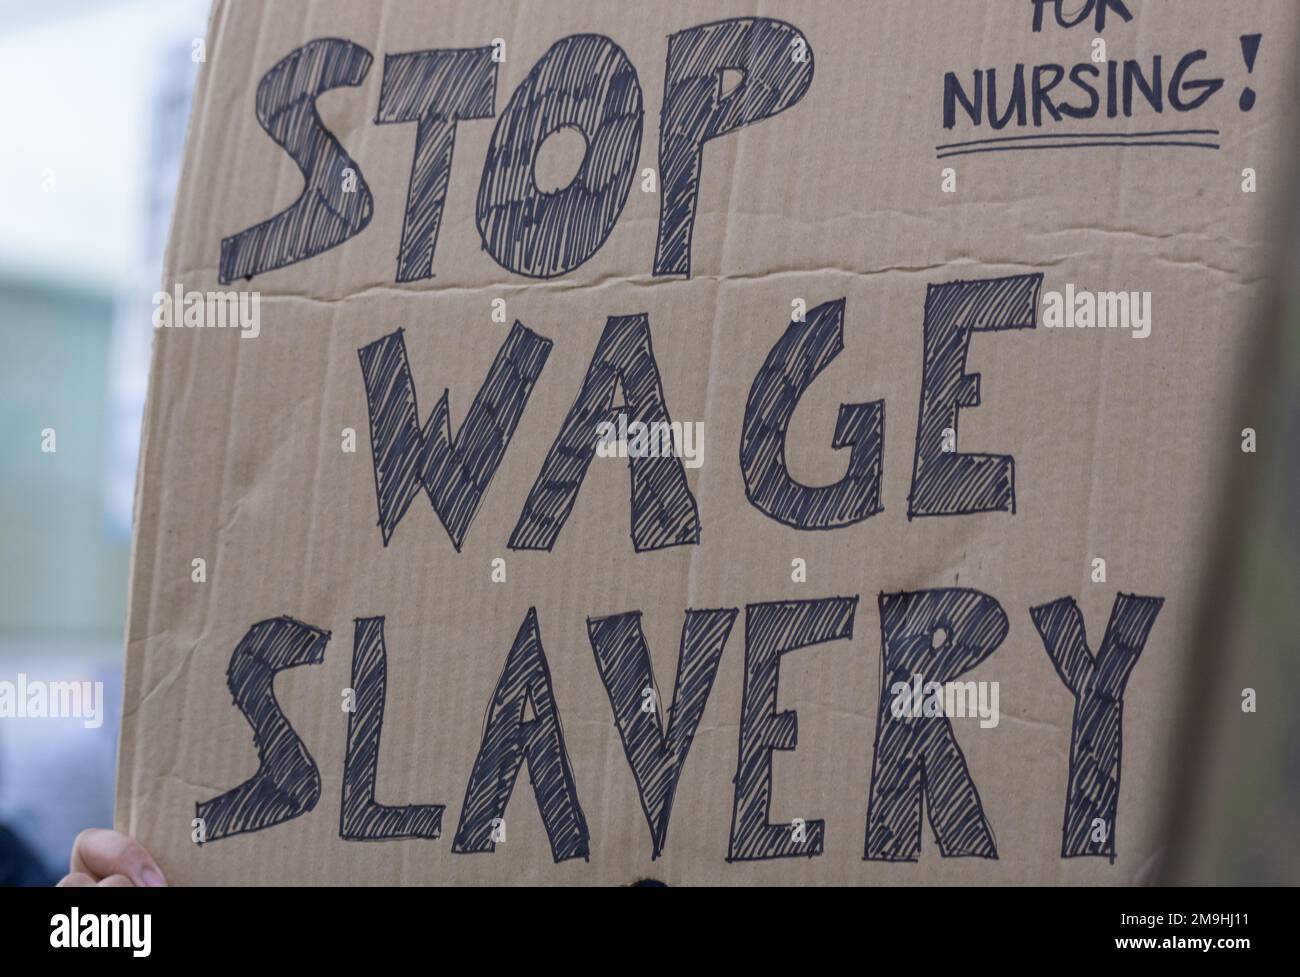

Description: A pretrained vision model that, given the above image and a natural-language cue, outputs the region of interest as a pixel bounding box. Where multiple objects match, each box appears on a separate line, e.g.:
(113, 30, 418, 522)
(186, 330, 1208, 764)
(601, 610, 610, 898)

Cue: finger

(97, 874, 135, 887)
(57, 872, 97, 887)
(70, 829, 166, 887)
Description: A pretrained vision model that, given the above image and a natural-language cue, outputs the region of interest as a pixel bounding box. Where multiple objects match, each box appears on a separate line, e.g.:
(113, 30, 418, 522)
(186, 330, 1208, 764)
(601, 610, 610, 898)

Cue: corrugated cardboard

(117, 0, 1297, 884)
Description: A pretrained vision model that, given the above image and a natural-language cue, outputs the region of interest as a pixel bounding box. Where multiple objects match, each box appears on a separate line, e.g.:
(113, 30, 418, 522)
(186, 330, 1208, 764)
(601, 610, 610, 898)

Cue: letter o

(476, 34, 644, 278)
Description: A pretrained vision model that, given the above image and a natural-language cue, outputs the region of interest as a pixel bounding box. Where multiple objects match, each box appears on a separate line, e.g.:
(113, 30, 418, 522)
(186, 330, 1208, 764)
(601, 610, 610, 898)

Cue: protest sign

(117, 0, 1296, 884)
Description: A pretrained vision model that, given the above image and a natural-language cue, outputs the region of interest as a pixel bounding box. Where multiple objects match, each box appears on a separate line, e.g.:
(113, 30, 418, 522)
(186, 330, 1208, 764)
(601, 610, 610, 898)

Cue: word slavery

(196, 592, 1162, 864)
(194, 270, 1165, 866)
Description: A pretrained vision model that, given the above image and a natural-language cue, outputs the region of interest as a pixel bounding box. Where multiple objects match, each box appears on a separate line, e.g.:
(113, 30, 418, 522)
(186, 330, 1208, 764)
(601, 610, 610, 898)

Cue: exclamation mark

(1239, 34, 1261, 111)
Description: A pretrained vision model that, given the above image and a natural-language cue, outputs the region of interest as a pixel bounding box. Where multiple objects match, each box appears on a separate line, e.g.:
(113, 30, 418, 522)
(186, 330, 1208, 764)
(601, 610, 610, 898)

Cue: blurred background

(0, 0, 208, 883)
(0, 0, 1295, 886)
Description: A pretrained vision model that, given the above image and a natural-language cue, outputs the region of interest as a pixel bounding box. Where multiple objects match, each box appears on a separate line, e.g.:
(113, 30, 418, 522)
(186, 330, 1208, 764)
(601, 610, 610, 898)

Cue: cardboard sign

(117, 0, 1295, 884)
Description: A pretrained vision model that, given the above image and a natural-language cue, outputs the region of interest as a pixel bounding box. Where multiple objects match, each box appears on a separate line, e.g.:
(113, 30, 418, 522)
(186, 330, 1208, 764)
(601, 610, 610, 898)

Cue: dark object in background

(1158, 122, 1300, 885)
(0, 823, 54, 886)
